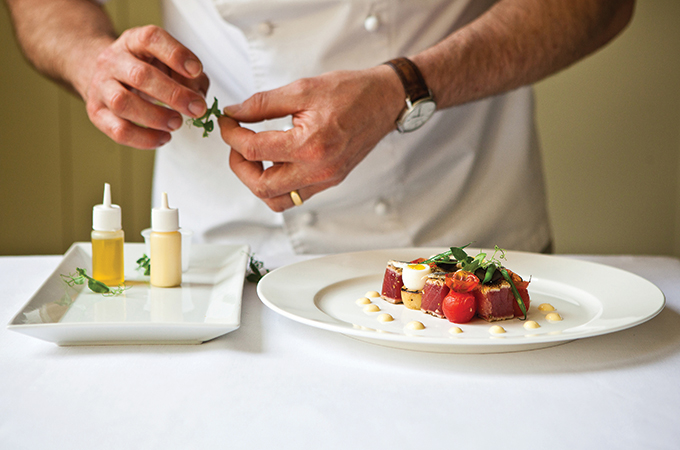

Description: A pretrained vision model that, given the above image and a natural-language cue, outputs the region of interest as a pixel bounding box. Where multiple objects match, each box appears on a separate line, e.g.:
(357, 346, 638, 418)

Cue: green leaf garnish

(61, 268, 129, 297)
(245, 253, 269, 283)
(136, 254, 151, 276)
(482, 265, 496, 284)
(500, 267, 527, 319)
(189, 97, 222, 137)
(424, 244, 527, 320)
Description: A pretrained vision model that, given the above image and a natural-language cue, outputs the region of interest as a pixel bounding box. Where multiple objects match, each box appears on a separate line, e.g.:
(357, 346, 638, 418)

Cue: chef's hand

(82, 25, 209, 149)
(218, 65, 405, 211)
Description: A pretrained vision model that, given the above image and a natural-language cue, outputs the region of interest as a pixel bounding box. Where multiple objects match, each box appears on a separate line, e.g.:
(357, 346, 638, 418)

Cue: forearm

(5, 0, 117, 98)
(411, 0, 635, 109)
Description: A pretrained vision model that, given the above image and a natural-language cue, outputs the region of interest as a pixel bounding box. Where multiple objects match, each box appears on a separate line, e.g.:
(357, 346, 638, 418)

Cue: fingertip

(222, 104, 241, 118)
(184, 58, 202, 78)
(188, 99, 207, 118)
(218, 114, 239, 129)
(167, 116, 183, 131)
(158, 132, 172, 147)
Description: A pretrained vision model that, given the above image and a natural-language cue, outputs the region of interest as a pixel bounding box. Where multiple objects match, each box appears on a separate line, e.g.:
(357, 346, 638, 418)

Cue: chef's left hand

(218, 66, 404, 211)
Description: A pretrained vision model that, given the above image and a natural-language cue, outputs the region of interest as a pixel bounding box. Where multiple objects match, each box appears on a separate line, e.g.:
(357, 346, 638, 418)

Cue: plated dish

(257, 248, 666, 353)
(8, 242, 249, 345)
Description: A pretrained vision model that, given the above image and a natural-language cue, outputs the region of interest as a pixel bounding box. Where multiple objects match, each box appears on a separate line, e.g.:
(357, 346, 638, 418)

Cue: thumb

(223, 86, 301, 123)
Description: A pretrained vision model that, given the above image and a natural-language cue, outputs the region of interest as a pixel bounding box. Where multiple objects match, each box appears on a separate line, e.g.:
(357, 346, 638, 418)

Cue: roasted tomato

(445, 270, 480, 293)
(442, 291, 477, 324)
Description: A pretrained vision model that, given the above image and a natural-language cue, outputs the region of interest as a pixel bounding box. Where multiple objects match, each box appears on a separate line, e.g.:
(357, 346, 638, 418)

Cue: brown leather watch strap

(384, 57, 431, 103)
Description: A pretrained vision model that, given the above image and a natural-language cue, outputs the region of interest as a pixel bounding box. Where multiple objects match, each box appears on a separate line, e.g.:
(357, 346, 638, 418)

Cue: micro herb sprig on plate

(189, 97, 222, 137)
(246, 253, 269, 283)
(424, 244, 527, 319)
(136, 254, 151, 276)
(60, 268, 129, 297)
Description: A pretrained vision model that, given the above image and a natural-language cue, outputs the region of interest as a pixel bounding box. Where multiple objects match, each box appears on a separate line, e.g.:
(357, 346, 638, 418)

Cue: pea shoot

(136, 254, 151, 276)
(61, 268, 129, 297)
(189, 97, 222, 137)
(246, 253, 269, 283)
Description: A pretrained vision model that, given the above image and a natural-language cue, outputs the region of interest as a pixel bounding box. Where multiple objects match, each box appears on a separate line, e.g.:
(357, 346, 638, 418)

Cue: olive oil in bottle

(91, 183, 124, 286)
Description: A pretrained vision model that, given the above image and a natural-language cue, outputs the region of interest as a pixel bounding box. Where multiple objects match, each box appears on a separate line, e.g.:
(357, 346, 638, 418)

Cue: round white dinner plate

(257, 248, 666, 353)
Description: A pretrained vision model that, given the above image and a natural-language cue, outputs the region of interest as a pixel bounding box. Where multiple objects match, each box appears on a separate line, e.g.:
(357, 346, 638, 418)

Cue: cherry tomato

(442, 291, 477, 324)
(445, 270, 480, 293)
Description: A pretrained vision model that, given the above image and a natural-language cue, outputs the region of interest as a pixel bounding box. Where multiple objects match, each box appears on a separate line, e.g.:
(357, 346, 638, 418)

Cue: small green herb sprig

(61, 268, 129, 296)
(246, 253, 269, 283)
(424, 244, 527, 319)
(189, 97, 222, 137)
(136, 254, 151, 276)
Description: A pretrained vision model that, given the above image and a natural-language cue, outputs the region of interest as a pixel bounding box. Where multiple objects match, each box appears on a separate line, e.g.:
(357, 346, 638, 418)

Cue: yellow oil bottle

(91, 183, 124, 286)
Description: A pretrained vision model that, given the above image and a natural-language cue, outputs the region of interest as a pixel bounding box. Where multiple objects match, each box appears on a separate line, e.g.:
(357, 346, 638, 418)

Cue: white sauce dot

(377, 313, 394, 323)
(405, 321, 425, 331)
(489, 325, 506, 334)
(546, 312, 563, 322)
(365, 291, 381, 298)
(449, 326, 463, 334)
(538, 303, 556, 312)
(356, 297, 371, 305)
(363, 304, 380, 313)
(523, 320, 540, 330)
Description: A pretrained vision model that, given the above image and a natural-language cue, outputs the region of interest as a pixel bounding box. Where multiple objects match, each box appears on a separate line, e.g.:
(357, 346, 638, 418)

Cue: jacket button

(364, 14, 380, 32)
(300, 212, 317, 226)
(256, 21, 275, 36)
(374, 200, 389, 216)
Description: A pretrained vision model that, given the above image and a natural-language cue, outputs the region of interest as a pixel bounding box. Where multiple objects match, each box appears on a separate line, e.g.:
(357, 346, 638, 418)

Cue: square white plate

(8, 242, 249, 345)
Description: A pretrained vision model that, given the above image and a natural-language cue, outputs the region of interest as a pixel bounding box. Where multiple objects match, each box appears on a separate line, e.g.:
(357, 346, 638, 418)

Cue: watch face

(399, 99, 437, 132)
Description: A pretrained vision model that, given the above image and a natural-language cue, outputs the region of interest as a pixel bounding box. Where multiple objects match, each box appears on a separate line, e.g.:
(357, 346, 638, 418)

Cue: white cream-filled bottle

(150, 192, 182, 288)
(92, 183, 124, 286)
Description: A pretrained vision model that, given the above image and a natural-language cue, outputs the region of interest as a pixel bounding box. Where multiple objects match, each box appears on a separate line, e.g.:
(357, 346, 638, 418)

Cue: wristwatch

(384, 57, 437, 133)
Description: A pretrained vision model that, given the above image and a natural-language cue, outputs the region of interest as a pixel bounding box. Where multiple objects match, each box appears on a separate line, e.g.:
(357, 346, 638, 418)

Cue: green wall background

(1, 1, 679, 257)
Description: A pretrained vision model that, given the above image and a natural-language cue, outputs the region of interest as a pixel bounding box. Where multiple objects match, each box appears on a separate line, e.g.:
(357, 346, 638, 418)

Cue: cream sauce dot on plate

(377, 313, 394, 323)
(363, 304, 380, 313)
(523, 320, 540, 330)
(546, 312, 563, 322)
(365, 291, 381, 298)
(405, 321, 425, 330)
(489, 325, 506, 334)
(356, 297, 371, 305)
(449, 326, 463, 334)
(538, 303, 556, 312)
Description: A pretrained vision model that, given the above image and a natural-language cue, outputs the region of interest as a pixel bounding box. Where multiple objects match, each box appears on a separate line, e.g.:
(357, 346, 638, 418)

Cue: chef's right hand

(80, 25, 209, 149)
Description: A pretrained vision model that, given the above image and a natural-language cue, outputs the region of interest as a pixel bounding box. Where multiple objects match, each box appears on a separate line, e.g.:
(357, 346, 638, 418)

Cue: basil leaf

(450, 246, 469, 261)
(483, 265, 496, 284)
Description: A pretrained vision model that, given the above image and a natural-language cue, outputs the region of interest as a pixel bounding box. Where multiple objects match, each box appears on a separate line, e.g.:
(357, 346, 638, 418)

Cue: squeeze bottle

(150, 192, 182, 288)
(92, 183, 124, 286)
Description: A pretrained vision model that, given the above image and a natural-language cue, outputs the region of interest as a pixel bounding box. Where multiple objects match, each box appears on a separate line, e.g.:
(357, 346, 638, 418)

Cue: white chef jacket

(155, 0, 552, 260)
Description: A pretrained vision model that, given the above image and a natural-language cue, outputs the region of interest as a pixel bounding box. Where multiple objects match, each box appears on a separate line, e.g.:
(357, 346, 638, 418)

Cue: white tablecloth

(1, 253, 679, 450)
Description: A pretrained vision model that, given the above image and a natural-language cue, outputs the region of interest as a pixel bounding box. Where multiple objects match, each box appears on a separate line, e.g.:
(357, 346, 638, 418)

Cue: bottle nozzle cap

(92, 183, 122, 231)
(152, 192, 180, 232)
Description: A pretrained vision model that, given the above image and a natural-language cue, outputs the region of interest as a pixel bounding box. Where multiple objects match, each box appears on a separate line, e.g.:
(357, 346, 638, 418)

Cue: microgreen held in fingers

(136, 254, 151, 276)
(189, 97, 222, 137)
(246, 253, 269, 283)
(61, 268, 129, 297)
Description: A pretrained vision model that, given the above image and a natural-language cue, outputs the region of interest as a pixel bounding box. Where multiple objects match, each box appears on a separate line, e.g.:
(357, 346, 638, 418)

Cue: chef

(5, 0, 635, 260)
